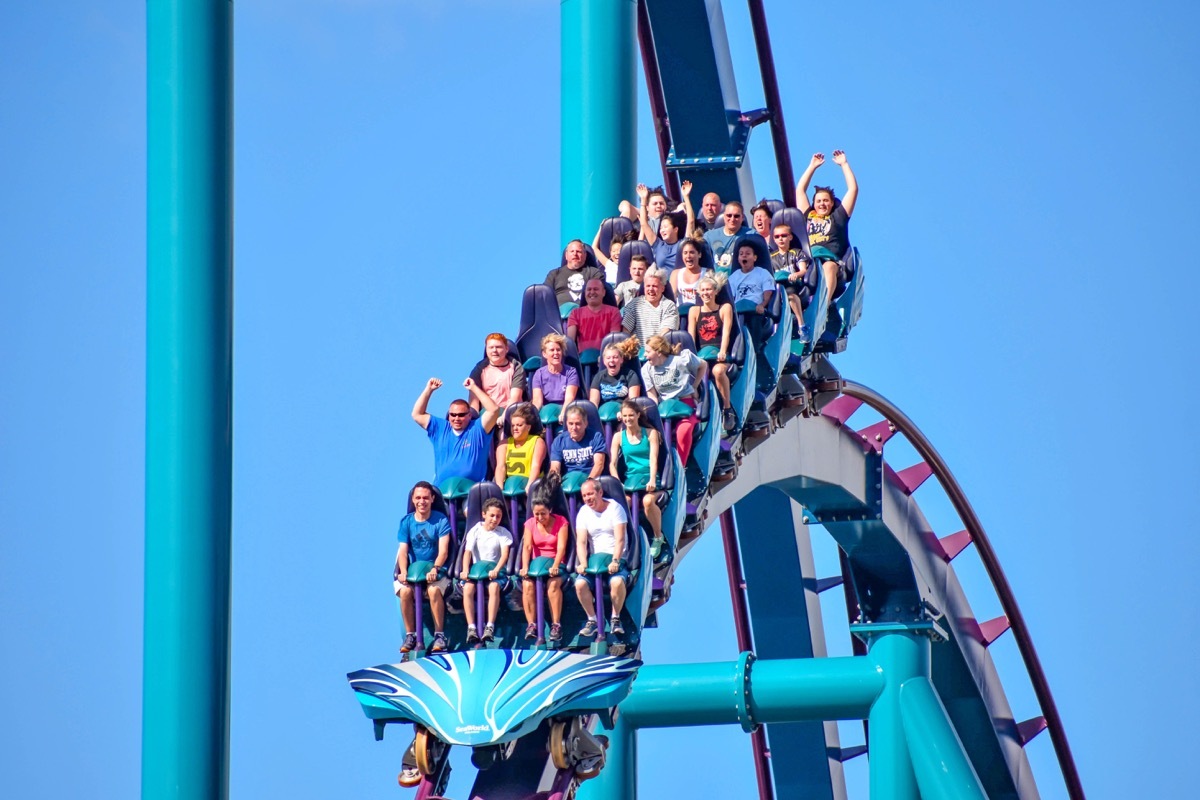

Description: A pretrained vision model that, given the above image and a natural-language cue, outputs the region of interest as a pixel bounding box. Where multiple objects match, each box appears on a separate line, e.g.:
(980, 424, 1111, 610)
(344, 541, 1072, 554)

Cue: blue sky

(3, 1, 1198, 797)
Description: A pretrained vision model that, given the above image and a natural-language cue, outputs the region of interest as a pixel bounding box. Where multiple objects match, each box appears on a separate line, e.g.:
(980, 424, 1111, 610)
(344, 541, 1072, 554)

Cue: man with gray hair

(620, 267, 678, 344)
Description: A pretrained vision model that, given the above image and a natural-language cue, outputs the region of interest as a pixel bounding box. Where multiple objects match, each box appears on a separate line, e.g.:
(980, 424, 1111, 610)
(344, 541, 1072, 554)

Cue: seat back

(595, 476, 641, 569)
(461, 480, 518, 573)
(771, 207, 814, 262)
(596, 217, 636, 257)
(614, 240, 655, 285)
(731, 233, 771, 268)
(407, 484, 450, 518)
(517, 285, 565, 366)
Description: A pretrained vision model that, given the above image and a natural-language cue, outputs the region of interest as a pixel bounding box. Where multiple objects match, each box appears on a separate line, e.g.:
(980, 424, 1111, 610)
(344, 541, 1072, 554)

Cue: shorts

(574, 563, 631, 590)
(458, 574, 512, 593)
(394, 575, 451, 596)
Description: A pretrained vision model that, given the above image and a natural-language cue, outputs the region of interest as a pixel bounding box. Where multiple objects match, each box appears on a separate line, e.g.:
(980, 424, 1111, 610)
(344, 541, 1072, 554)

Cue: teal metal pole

(561, 0, 637, 245)
(144, 1, 233, 798)
(864, 630, 926, 800)
(619, 654, 884, 729)
(579, 713, 637, 800)
(898, 678, 987, 800)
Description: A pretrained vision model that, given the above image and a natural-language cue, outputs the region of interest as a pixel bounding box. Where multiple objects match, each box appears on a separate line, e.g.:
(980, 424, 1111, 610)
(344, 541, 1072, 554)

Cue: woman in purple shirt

(530, 333, 580, 414)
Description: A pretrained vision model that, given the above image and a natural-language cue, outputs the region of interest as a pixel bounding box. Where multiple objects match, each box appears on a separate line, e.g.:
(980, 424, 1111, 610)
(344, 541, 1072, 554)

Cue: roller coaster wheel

(414, 726, 446, 776)
(549, 719, 571, 771)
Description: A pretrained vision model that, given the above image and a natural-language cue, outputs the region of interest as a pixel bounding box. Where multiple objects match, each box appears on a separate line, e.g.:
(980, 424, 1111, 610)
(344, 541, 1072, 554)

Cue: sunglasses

(448, 412, 469, 418)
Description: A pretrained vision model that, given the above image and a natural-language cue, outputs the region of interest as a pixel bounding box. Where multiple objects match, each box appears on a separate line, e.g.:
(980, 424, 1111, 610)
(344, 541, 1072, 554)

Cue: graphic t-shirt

(590, 367, 642, 403)
(805, 205, 850, 259)
(397, 511, 451, 563)
(727, 267, 776, 305)
(551, 428, 607, 473)
(641, 350, 702, 400)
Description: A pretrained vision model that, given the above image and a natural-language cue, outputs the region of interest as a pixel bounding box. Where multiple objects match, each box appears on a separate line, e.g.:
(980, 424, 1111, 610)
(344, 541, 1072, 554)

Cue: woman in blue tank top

(609, 399, 666, 559)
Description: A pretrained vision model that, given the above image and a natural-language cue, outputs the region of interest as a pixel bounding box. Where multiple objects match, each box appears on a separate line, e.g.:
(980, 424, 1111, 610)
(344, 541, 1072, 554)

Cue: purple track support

(938, 529, 973, 562)
(475, 580, 487, 639)
(628, 489, 642, 541)
(719, 511, 775, 800)
(510, 497, 521, 536)
(856, 419, 897, 454)
(535, 577, 546, 646)
(820, 395, 863, 425)
(594, 575, 607, 642)
(896, 462, 934, 495)
(636, 0, 679, 199)
(413, 584, 425, 653)
(746, 0, 797, 204)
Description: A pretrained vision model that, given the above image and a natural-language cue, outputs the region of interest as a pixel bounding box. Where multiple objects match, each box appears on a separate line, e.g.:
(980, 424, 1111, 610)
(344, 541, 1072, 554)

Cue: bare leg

(712, 363, 731, 408)
(609, 576, 627, 617)
(428, 586, 446, 631)
(821, 260, 839, 308)
(522, 579, 537, 624)
(398, 584, 416, 630)
(487, 581, 501, 624)
(642, 491, 663, 541)
(461, 583, 476, 628)
(547, 578, 564, 623)
(575, 577, 595, 616)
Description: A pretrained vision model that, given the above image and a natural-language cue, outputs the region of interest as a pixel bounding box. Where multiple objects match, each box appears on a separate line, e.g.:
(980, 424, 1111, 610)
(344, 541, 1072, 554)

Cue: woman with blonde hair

(640, 335, 706, 464)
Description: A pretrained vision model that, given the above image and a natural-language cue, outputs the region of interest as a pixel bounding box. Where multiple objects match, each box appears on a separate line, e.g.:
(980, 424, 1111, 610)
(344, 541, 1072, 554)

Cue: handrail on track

(818, 378, 1085, 800)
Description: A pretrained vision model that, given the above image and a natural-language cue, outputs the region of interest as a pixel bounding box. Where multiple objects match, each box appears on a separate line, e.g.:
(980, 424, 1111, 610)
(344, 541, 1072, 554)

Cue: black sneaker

(430, 632, 449, 652)
(399, 633, 418, 653)
(610, 617, 625, 636)
(466, 626, 480, 645)
(722, 407, 738, 433)
(579, 619, 598, 638)
(482, 623, 495, 642)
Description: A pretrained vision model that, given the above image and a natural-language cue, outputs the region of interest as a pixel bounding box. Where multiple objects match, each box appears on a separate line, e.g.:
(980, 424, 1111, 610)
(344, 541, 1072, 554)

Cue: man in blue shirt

(394, 481, 453, 653)
(549, 406, 606, 478)
(412, 376, 501, 485)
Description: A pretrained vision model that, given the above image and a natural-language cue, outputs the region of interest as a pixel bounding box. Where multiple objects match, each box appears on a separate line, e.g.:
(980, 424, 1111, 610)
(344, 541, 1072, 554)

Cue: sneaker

(549, 623, 563, 641)
(579, 619, 598, 638)
(430, 632, 448, 653)
(398, 767, 422, 788)
(649, 537, 663, 560)
(797, 324, 812, 343)
(466, 626, 480, 645)
(399, 633, 418, 653)
(722, 407, 738, 433)
(482, 623, 495, 642)
(610, 617, 625, 636)
(525, 622, 538, 640)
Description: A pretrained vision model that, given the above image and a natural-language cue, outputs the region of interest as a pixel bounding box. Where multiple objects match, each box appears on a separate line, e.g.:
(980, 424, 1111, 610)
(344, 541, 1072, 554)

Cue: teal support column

(561, 0, 637, 245)
(619, 654, 884, 729)
(579, 713, 637, 800)
(898, 678, 987, 800)
(144, 1, 234, 799)
(863, 628, 927, 800)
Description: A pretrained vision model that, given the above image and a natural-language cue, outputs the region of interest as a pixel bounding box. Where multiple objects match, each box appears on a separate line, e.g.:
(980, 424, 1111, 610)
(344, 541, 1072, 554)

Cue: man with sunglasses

(412, 376, 501, 485)
(703, 200, 750, 270)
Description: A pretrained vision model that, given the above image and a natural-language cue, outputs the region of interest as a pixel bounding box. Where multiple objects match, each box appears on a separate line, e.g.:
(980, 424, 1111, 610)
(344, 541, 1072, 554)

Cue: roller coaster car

(811, 247, 864, 355)
(348, 649, 641, 779)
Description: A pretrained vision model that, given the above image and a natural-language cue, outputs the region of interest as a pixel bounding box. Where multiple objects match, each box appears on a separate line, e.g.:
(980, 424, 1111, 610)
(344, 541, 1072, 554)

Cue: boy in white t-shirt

(460, 498, 513, 644)
(727, 241, 776, 345)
